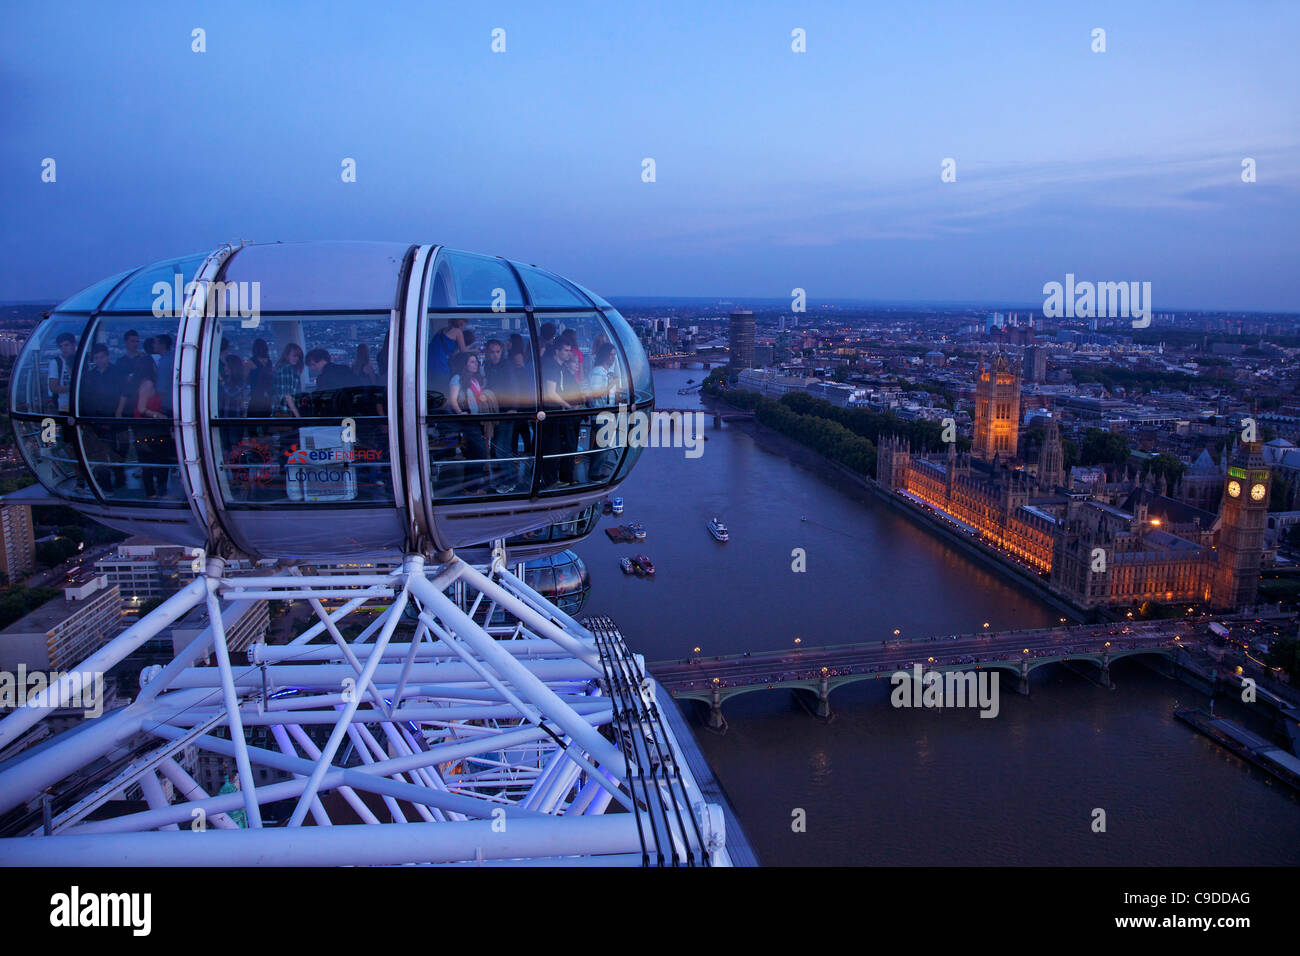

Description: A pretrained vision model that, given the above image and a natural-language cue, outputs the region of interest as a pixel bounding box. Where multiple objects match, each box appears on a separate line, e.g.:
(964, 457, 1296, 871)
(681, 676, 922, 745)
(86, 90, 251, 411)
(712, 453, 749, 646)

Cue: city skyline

(2, 2, 1298, 311)
(1, 1, 1299, 889)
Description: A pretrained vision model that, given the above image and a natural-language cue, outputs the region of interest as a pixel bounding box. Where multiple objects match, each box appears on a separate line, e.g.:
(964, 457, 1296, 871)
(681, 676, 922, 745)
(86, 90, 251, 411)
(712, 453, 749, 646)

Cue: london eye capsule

(8, 241, 653, 559)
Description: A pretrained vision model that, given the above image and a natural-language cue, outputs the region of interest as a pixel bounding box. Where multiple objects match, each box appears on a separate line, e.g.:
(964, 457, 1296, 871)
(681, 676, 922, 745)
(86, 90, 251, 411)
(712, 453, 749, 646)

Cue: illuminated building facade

(877, 435, 1269, 611)
(972, 352, 1021, 462)
(878, 438, 1055, 573)
(1212, 441, 1270, 610)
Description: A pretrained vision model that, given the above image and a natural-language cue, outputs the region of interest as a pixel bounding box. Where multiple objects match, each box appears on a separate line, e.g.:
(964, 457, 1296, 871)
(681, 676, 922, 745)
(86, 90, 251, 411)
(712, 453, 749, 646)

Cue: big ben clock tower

(1212, 441, 1270, 610)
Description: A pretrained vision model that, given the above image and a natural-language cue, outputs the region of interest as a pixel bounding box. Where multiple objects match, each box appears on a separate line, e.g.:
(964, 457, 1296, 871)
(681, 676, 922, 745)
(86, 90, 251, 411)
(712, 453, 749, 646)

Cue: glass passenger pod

(11, 241, 654, 559)
(203, 242, 411, 559)
(77, 254, 207, 508)
(522, 549, 591, 616)
(417, 249, 652, 550)
(10, 256, 204, 509)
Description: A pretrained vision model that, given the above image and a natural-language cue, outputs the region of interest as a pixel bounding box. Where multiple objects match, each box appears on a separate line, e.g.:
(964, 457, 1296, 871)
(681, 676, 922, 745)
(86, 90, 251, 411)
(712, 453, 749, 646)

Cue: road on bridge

(651, 619, 1198, 693)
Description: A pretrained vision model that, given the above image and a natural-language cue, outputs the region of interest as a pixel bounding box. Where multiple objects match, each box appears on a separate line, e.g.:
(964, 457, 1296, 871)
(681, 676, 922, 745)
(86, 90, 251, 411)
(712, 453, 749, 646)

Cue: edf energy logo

(284, 444, 381, 464)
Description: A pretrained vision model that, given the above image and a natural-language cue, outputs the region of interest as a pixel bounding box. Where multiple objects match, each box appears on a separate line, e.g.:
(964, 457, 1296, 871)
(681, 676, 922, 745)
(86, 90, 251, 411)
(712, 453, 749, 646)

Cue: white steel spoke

(0, 550, 727, 865)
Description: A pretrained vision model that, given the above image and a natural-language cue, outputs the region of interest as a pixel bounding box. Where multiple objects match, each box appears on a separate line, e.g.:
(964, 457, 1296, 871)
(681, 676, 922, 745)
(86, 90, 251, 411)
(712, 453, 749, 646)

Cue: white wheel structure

(0, 240, 728, 866)
(0, 549, 728, 866)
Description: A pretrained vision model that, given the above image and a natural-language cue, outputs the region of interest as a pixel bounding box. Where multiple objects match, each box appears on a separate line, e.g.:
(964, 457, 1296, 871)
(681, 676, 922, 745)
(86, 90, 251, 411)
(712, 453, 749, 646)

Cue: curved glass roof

(57, 269, 135, 312)
(223, 241, 412, 312)
(100, 254, 208, 312)
(428, 249, 525, 310)
(509, 262, 593, 308)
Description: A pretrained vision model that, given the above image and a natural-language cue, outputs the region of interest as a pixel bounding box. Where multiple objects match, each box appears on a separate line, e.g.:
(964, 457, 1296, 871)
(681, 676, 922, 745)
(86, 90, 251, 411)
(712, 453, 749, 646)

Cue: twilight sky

(2, 0, 1297, 310)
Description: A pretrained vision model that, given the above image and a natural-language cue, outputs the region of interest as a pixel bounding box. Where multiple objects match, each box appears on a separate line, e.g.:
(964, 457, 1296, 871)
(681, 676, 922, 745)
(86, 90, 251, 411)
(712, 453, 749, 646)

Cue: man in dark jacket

(305, 348, 360, 415)
(80, 343, 127, 488)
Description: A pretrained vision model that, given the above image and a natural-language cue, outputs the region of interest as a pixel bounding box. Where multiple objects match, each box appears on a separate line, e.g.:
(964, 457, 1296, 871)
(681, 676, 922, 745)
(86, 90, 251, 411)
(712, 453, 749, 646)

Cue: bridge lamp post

(794, 637, 802, 647)
(983, 622, 991, 629)
(893, 628, 901, 636)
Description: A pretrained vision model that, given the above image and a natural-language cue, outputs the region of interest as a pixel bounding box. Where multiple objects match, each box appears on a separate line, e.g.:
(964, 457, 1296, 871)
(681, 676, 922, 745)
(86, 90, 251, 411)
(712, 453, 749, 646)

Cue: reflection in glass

(428, 417, 534, 499)
(427, 250, 525, 309)
(86, 317, 182, 421)
(99, 254, 206, 313)
(58, 269, 133, 313)
(511, 263, 591, 308)
(211, 314, 390, 422)
(11, 316, 90, 415)
(603, 308, 653, 404)
(522, 549, 591, 615)
(505, 504, 599, 546)
(612, 440, 644, 485)
(539, 413, 624, 492)
(15, 419, 92, 500)
(535, 312, 628, 410)
(426, 317, 537, 413)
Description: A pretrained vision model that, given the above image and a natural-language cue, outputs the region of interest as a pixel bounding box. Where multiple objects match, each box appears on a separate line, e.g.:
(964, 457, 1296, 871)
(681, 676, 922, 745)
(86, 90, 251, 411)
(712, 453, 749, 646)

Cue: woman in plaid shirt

(274, 342, 305, 417)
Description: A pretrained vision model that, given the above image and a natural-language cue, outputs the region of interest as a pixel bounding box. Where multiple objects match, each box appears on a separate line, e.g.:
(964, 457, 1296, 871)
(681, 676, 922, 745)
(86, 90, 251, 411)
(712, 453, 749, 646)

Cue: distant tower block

(728, 310, 754, 370)
(1212, 440, 1270, 610)
(973, 352, 1021, 463)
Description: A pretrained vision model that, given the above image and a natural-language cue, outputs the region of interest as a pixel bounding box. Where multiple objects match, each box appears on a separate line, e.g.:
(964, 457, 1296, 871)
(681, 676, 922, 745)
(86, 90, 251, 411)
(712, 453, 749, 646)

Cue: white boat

(708, 517, 729, 542)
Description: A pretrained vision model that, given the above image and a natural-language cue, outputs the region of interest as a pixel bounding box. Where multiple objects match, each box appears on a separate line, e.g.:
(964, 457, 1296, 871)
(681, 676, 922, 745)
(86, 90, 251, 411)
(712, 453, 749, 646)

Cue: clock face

(1227, 480, 1241, 498)
(1251, 483, 1266, 501)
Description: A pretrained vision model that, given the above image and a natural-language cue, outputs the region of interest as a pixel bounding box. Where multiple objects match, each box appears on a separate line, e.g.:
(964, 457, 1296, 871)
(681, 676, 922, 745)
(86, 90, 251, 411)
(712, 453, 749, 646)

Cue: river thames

(582, 368, 1300, 866)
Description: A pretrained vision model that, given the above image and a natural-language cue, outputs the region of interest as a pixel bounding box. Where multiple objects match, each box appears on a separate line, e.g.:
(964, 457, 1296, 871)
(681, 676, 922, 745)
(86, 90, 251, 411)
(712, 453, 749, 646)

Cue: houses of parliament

(876, 353, 1270, 611)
